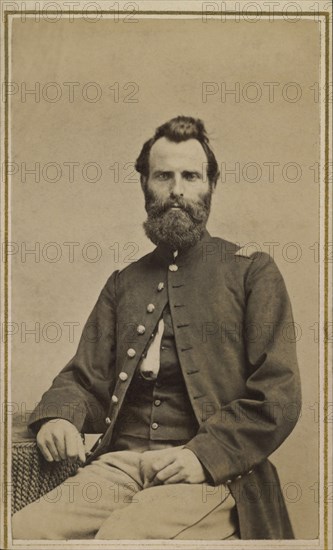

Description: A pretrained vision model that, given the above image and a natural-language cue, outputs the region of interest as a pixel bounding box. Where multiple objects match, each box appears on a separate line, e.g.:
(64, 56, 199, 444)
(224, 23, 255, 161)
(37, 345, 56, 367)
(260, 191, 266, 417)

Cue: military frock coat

(29, 230, 302, 539)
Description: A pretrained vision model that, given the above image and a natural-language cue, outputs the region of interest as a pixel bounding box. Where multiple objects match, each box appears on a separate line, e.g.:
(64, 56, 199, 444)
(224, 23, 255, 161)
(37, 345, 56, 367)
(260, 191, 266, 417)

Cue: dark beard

(143, 189, 212, 250)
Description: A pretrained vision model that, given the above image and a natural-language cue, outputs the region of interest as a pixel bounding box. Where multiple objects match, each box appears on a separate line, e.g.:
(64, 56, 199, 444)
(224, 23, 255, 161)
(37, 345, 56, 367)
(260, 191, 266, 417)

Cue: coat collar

(152, 228, 213, 267)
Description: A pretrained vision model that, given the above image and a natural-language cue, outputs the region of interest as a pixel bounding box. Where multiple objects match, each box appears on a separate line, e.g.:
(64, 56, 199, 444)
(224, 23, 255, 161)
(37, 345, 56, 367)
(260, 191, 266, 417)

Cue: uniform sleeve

(28, 270, 119, 434)
(185, 253, 302, 485)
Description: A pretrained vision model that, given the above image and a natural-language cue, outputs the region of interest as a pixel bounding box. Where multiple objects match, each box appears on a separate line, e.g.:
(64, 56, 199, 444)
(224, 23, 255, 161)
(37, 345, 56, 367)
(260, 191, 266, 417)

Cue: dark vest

(111, 303, 198, 446)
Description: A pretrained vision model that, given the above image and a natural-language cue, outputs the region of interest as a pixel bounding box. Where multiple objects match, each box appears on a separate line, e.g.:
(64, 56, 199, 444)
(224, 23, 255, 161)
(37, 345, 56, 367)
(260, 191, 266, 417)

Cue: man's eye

(184, 173, 199, 181)
(156, 173, 170, 181)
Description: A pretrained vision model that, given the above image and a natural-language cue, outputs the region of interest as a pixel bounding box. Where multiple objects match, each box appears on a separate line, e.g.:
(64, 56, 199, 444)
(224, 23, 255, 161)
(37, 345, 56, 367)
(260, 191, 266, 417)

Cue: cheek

(184, 182, 210, 200)
(148, 183, 169, 199)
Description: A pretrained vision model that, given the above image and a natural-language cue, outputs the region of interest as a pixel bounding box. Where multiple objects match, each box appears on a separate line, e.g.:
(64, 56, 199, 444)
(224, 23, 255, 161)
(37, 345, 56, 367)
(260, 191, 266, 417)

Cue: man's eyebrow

(182, 170, 203, 177)
(151, 169, 203, 177)
(152, 170, 173, 176)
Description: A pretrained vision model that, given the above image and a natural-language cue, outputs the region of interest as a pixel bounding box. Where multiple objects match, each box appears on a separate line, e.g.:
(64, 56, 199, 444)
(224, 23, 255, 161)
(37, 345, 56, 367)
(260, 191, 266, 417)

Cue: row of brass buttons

(104, 272, 173, 428)
(106, 369, 129, 421)
(145, 266, 176, 432)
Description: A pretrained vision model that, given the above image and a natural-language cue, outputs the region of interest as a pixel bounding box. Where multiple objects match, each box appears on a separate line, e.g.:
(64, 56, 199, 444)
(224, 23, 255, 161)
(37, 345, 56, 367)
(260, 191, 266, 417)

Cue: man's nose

(170, 174, 184, 197)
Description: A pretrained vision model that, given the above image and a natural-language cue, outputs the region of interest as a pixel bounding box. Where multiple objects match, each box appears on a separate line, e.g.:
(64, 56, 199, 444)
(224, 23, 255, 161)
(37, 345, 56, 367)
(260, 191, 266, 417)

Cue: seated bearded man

(12, 116, 301, 541)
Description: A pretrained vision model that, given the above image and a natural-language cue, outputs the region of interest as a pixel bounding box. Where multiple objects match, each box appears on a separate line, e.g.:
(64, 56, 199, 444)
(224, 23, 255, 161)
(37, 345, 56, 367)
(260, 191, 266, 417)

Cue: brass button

(111, 395, 118, 403)
(151, 422, 159, 430)
(169, 264, 178, 272)
(154, 399, 161, 406)
(127, 348, 136, 358)
(105, 417, 111, 425)
(248, 469, 253, 475)
(226, 479, 232, 484)
(236, 475, 242, 479)
(119, 372, 128, 381)
(147, 303, 155, 313)
(157, 282, 164, 291)
(137, 325, 145, 335)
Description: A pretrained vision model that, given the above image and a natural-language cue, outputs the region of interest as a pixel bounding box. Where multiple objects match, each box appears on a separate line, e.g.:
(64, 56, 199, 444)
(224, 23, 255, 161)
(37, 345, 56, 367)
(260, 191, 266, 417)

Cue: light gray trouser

(12, 446, 238, 540)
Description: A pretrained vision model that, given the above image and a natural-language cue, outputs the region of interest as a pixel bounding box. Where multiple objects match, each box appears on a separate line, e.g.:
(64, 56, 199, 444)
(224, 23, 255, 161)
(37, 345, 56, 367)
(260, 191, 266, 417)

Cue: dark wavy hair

(135, 116, 220, 188)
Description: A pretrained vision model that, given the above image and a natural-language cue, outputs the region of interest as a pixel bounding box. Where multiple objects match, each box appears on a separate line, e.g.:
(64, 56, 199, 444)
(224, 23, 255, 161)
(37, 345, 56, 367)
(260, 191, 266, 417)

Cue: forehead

(149, 137, 207, 172)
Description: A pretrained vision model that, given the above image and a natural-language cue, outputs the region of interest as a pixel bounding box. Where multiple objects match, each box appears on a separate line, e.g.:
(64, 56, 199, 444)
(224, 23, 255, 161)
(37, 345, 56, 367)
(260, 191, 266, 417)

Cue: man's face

(142, 138, 213, 250)
(146, 137, 210, 203)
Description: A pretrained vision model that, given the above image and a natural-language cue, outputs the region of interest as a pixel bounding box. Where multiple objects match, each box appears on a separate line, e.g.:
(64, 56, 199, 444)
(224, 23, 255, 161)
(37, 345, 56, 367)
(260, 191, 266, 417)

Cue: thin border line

(3, 9, 330, 549)
(4, 11, 9, 550)
(323, 10, 330, 550)
(2, 10, 331, 16)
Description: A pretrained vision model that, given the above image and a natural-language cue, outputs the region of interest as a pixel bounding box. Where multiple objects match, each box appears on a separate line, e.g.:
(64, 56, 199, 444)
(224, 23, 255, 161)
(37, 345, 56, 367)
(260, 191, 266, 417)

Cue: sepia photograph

(0, 1, 332, 548)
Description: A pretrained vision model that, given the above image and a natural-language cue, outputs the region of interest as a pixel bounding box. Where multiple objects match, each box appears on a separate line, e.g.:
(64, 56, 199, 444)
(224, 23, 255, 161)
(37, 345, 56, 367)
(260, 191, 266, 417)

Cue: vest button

(151, 422, 159, 430)
(157, 282, 164, 291)
(137, 324, 146, 335)
(169, 264, 178, 272)
(127, 348, 136, 358)
(119, 372, 128, 381)
(154, 399, 161, 406)
(111, 395, 118, 403)
(147, 303, 155, 313)
(105, 417, 111, 425)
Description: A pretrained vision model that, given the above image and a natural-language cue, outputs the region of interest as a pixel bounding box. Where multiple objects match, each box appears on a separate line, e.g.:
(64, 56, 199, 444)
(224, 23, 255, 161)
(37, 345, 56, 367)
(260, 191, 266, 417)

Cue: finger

(51, 431, 66, 460)
(45, 438, 61, 462)
(155, 462, 180, 483)
(163, 472, 186, 484)
(64, 432, 80, 460)
(148, 476, 164, 488)
(141, 466, 155, 489)
(143, 469, 157, 488)
(37, 441, 54, 462)
(143, 465, 164, 488)
(151, 454, 175, 473)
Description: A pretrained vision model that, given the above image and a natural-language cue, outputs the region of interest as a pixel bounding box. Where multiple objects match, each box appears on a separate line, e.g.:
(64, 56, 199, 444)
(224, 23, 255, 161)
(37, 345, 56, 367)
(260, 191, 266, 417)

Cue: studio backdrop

(8, 13, 321, 540)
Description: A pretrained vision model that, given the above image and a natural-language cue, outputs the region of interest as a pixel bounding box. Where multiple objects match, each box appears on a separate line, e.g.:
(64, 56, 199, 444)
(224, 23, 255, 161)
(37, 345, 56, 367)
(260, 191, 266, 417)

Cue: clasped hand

(139, 446, 207, 488)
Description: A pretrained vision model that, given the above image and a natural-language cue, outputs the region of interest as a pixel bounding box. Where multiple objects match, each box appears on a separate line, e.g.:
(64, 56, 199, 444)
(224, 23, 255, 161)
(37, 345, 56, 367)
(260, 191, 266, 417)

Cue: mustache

(145, 192, 211, 223)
